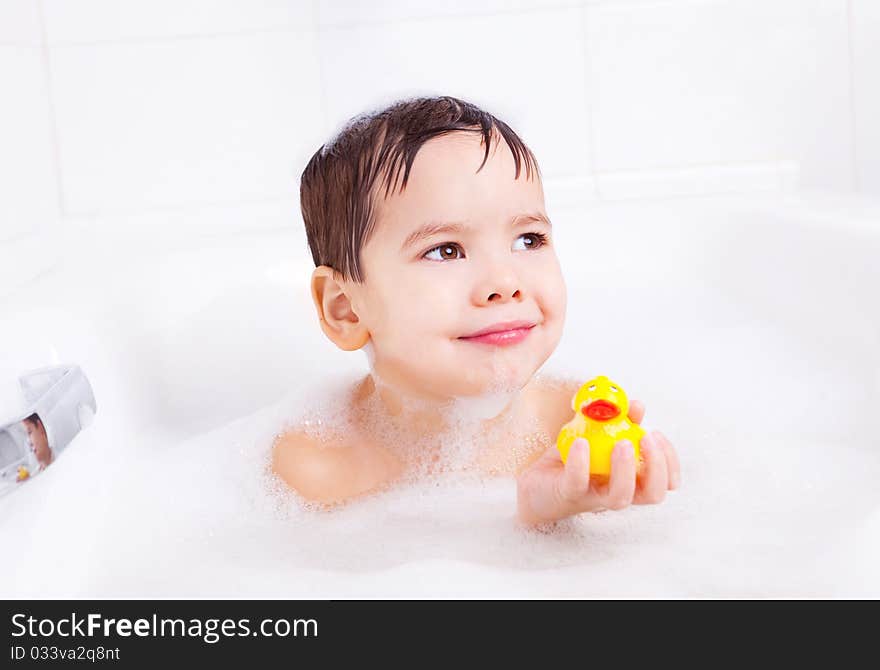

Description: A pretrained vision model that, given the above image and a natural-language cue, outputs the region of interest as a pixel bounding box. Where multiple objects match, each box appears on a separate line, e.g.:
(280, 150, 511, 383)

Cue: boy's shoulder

(270, 428, 345, 504)
(270, 424, 400, 505)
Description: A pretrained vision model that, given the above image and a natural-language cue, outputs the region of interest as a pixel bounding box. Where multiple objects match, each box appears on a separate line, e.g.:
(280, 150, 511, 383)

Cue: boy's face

(346, 130, 566, 401)
(24, 419, 51, 466)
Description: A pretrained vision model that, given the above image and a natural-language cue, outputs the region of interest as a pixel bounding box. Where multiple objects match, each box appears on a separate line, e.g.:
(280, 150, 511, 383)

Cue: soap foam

(5, 336, 879, 597)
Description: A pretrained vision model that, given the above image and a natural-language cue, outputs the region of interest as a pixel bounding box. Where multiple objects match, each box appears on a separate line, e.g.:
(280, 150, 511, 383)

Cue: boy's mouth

(458, 320, 536, 346)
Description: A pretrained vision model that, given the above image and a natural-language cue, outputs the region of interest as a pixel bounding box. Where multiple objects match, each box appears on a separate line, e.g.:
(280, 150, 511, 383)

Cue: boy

(272, 96, 680, 527)
(23, 413, 53, 471)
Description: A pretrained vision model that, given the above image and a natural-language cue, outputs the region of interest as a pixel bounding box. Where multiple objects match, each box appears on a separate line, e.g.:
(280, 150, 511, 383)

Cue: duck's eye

(610, 386, 618, 392)
(588, 385, 596, 391)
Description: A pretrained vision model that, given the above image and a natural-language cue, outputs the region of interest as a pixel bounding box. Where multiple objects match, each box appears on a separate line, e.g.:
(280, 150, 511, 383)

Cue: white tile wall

(316, 0, 581, 27)
(852, 0, 880, 194)
(587, 0, 855, 191)
(50, 30, 324, 214)
(2, 0, 878, 243)
(0, 46, 59, 242)
(0, 0, 42, 46)
(594, 160, 799, 200)
(41, 0, 315, 43)
(319, 5, 592, 182)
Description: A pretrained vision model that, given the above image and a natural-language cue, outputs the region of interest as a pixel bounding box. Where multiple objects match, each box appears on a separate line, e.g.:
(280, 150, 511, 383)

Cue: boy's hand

(516, 400, 681, 528)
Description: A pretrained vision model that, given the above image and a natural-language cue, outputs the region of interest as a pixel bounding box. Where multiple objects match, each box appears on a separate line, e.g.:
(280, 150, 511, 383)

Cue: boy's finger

(653, 431, 681, 490)
(628, 400, 645, 425)
(634, 433, 667, 504)
(534, 440, 565, 468)
(559, 438, 591, 504)
(605, 440, 637, 510)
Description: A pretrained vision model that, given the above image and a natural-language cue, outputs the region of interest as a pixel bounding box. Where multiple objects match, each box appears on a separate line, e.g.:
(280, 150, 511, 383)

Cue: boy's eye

(423, 231, 548, 261)
(424, 243, 464, 261)
(513, 232, 549, 251)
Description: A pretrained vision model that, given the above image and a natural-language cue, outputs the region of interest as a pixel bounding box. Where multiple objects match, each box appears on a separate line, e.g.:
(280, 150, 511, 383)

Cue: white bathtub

(1, 191, 879, 598)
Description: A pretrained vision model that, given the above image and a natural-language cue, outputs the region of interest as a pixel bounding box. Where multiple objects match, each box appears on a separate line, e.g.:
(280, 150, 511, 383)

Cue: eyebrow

(400, 212, 551, 252)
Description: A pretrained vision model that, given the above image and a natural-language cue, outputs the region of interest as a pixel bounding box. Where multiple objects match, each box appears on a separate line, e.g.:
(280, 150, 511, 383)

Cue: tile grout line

(317, 1, 584, 32)
(35, 0, 68, 225)
(580, 1, 600, 198)
(313, 0, 330, 142)
(845, 0, 861, 193)
(41, 23, 319, 49)
(62, 162, 792, 221)
(591, 157, 801, 175)
(315, 0, 702, 33)
(61, 193, 299, 220)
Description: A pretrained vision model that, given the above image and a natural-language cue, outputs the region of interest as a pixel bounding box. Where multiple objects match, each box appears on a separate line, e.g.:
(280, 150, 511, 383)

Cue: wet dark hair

(299, 95, 541, 283)
(22, 413, 42, 429)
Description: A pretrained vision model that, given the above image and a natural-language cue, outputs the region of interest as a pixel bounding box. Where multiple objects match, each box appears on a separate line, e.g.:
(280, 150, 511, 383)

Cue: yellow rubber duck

(16, 465, 30, 482)
(556, 375, 644, 476)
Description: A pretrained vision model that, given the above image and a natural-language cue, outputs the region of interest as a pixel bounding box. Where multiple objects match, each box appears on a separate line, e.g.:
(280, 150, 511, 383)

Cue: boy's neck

(352, 372, 527, 447)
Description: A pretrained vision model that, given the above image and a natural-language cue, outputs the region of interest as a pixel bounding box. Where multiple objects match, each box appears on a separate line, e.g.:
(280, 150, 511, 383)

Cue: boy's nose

(487, 288, 520, 303)
(472, 269, 522, 305)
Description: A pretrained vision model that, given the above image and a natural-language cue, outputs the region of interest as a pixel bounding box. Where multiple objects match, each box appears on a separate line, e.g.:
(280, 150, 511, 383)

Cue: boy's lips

(458, 320, 537, 346)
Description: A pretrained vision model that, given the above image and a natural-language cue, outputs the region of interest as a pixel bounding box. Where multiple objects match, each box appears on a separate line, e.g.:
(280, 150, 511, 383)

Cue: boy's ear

(311, 266, 370, 351)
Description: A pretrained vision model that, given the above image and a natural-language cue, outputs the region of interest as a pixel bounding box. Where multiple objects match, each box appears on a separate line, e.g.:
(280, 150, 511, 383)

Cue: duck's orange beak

(582, 399, 620, 421)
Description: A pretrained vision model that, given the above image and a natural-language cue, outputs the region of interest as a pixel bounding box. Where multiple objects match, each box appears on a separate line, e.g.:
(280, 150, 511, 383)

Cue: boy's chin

(450, 366, 535, 399)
